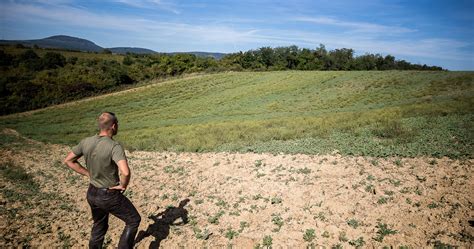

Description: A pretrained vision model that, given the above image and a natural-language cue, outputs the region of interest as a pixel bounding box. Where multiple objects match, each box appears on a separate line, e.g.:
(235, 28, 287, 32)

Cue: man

(64, 112, 141, 249)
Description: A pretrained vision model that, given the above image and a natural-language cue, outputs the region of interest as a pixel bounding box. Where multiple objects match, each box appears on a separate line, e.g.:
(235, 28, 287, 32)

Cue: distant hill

(108, 47, 157, 54)
(0, 35, 226, 58)
(169, 51, 227, 60)
(0, 35, 103, 52)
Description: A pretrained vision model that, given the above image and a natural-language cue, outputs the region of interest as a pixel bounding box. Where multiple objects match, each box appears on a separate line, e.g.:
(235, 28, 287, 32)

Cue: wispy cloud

(112, 0, 180, 14)
(295, 16, 416, 34)
(1, 2, 259, 45)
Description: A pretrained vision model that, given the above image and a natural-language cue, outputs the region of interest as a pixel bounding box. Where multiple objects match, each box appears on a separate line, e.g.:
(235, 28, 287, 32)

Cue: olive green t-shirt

(72, 135, 126, 188)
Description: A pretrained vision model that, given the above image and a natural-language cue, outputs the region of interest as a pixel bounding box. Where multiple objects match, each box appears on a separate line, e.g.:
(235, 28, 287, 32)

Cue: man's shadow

(135, 199, 190, 248)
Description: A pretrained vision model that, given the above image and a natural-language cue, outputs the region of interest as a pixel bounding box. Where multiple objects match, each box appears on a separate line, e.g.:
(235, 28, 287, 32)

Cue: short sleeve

(71, 139, 84, 156)
(112, 144, 126, 163)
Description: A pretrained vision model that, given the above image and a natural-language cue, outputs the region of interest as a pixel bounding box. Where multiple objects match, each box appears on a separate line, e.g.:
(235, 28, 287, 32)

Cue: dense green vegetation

(1, 44, 442, 115)
(1, 71, 472, 158)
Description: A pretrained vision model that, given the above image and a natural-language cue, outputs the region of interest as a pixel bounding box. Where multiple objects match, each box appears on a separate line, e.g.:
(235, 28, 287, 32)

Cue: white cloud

(111, 0, 180, 14)
(295, 16, 416, 34)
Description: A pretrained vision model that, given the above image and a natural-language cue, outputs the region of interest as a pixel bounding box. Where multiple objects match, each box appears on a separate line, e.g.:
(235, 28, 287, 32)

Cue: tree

(328, 48, 354, 70)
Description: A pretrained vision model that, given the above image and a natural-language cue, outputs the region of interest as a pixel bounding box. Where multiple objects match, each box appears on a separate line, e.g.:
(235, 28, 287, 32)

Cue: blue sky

(1, 0, 473, 70)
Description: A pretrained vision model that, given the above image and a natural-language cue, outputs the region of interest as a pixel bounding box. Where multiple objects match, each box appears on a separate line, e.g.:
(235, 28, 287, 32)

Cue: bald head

(98, 112, 118, 131)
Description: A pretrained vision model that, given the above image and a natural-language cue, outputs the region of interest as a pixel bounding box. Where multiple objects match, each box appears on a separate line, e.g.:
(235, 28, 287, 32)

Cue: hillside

(109, 47, 157, 54)
(0, 35, 225, 58)
(0, 35, 103, 52)
(1, 71, 472, 158)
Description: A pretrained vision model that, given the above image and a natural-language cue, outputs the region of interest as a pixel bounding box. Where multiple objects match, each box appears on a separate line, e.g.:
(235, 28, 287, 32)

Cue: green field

(1, 71, 473, 158)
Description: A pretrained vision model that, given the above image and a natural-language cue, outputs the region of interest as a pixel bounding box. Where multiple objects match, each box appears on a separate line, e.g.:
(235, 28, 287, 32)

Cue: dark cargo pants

(86, 184, 141, 249)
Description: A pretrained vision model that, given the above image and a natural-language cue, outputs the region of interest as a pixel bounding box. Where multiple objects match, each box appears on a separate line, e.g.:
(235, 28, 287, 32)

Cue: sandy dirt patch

(0, 130, 473, 248)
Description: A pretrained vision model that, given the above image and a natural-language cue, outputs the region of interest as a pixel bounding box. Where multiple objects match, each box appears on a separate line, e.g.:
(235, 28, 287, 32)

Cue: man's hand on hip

(109, 185, 126, 191)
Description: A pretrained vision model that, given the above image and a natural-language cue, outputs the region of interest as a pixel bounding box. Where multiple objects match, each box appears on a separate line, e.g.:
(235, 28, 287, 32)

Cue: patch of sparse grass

(416, 175, 427, 182)
(194, 227, 211, 240)
(270, 196, 282, 205)
(303, 229, 316, 242)
(414, 187, 423, 195)
(262, 235, 273, 248)
(377, 196, 393, 204)
(400, 187, 410, 194)
(349, 237, 365, 247)
(194, 199, 204, 205)
(428, 202, 440, 209)
(432, 240, 456, 248)
(347, 219, 360, 229)
(225, 228, 239, 240)
(58, 231, 75, 248)
(239, 221, 249, 233)
(322, 231, 330, 238)
(216, 199, 228, 207)
(389, 179, 401, 187)
(297, 167, 312, 174)
(365, 184, 375, 194)
(271, 214, 284, 232)
(256, 172, 266, 178)
(373, 222, 397, 242)
(315, 212, 327, 222)
(208, 210, 225, 224)
(163, 165, 185, 175)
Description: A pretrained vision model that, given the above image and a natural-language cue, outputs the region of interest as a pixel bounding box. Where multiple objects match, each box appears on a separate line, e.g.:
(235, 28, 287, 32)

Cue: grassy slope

(1, 71, 473, 158)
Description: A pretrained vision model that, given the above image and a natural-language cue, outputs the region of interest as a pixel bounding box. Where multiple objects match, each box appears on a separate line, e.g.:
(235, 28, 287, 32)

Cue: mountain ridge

(0, 35, 226, 58)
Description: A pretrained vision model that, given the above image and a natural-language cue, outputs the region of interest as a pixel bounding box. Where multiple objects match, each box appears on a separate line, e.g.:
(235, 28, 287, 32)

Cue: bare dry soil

(1, 129, 473, 248)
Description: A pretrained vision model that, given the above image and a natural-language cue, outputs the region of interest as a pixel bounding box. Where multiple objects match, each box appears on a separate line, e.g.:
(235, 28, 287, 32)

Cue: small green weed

(271, 214, 284, 232)
(225, 228, 238, 240)
(349, 237, 365, 247)
(270, 196, 282, 204)
(208, 210, 225, 224)
(373, 223, 397, 242)
(262, 235, 273, 247)
(239, 221, 249, 233)
(303, 228, 316, 242)
(347, 219, 360, 229)
(428, 202, 439, 209)
(297, 167, 312, 174)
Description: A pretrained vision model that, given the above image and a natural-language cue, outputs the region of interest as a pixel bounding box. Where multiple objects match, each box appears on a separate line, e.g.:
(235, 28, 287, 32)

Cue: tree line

(0, 44, 443, 115)
(221, 45, 443, 71)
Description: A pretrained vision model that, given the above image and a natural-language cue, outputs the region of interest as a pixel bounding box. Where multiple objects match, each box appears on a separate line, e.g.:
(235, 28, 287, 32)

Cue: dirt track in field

(1, 129, 473, 248)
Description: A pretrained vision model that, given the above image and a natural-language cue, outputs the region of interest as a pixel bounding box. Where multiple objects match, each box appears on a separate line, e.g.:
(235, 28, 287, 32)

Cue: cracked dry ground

(1, 131, 473, 248)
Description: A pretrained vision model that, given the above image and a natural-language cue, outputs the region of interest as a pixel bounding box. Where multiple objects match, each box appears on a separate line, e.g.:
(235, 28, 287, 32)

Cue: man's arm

(109, 159, 130, 191)
(64, 152, 89, 177)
